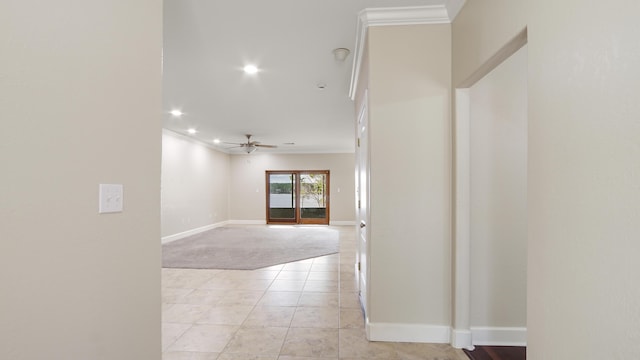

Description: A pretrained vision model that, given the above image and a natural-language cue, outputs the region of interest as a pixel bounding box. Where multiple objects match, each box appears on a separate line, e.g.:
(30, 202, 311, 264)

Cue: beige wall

(452, 0, 527, 86)
(367, 24, 452, 327)
(228, 153, 355, 223)
(469, 45, 527, 329)
(455, 0, 640, 357)
(161, 130, 230, 238)
(0, 1, 161, 359)
(527, 0, 640, 358)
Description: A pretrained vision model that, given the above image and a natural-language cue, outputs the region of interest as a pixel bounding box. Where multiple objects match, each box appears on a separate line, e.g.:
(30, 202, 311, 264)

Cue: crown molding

(446, 0, 467, 21)
(348, 1, 466, 100)
(360, 5, 451, 27)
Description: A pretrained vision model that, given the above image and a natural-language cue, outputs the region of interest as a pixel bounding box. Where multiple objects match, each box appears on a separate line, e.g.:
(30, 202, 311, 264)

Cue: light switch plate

(99, 184, 123, 214)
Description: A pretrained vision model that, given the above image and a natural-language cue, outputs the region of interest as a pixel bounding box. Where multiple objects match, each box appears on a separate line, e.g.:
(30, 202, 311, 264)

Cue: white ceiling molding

(348, 1, 466, 100)
(445, 0, 467, 22)
(361, 5, 451, 27)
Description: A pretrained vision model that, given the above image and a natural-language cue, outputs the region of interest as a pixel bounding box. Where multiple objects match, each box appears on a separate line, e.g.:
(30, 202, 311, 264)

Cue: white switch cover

(99, 184, 123, 214)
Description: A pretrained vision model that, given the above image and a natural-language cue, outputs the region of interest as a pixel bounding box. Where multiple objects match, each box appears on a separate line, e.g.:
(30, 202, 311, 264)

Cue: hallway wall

(452, 0, 527, 87)
(1, 1, 162, 358)
(469, 45, 528, 334)
(526, 1, 640, 358)
(455, 0, 640, 357)
(366, 23, 452, 336)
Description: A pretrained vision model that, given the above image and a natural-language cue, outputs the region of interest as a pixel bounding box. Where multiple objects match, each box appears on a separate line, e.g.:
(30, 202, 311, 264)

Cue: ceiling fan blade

(223, 135, 276, 151)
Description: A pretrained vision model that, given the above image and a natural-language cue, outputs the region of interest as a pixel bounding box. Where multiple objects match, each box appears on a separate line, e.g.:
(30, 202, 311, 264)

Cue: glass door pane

(268, 173, 296, 222)
(299, 172, 329, 224)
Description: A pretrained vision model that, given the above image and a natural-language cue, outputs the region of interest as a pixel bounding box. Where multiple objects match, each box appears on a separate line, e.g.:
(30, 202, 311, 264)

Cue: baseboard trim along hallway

(470, 327, 527, 346)
(367, 322, 451, 343)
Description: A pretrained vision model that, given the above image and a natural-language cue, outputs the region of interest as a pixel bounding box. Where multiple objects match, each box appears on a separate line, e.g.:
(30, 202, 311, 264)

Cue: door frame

(452, 29, 528, 350)
(265, 170, 330, 225)
(355, 89, 370, 325)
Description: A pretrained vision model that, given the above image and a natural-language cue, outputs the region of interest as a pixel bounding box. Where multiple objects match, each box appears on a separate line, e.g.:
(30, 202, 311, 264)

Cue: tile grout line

(162, 228, 355, 359)
(161, 269, 217, 354)
(217, 264, 285, 357)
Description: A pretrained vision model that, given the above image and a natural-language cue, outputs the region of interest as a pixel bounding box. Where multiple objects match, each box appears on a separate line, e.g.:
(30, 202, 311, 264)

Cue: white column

(452, 88, 473, 350)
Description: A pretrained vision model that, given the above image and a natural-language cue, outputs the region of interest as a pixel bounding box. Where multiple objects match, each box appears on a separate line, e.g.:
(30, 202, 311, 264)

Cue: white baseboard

(365, 325, 526, 346)
(470, 326, 527, 346)
(161, 221, 228, 244)
(366, 321, 451, 343)
(329, 220, 356, 226)
(451, 329, 474, 349)
(227, 220, 267, 225)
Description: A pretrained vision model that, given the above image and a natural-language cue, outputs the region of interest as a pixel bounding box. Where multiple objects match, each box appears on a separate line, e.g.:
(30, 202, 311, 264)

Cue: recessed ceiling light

(170, 109, 183, 117)
(243, 65, 259, 74)
(213, 138, 221, 144)
(187, 128, 197, 134)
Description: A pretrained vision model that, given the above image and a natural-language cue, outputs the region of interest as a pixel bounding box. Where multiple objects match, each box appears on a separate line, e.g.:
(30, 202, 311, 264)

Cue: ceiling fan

(224, 134, 278, 154)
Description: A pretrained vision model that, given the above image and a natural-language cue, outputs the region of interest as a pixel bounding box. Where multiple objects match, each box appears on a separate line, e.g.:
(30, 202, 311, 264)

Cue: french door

(266, 170, 330, 225)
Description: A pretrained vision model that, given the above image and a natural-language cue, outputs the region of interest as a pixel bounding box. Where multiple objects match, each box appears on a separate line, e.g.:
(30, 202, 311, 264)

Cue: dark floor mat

(463, 346, 526, 360)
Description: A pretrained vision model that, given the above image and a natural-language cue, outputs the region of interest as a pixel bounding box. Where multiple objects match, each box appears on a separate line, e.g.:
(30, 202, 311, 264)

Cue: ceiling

(163, 0, 462, 154)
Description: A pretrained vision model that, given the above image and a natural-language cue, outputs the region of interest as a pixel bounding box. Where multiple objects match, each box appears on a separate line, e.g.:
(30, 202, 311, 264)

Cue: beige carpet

(162, 226, 339, 270)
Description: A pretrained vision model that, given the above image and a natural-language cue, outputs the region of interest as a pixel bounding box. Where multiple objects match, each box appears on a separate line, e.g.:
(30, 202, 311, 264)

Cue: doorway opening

(266, 170, 330, 225)
(452, 29, 528, 349)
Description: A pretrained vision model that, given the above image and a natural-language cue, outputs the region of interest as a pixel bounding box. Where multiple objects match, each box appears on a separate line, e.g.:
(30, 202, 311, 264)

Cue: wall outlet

(99, 184, 123, 214)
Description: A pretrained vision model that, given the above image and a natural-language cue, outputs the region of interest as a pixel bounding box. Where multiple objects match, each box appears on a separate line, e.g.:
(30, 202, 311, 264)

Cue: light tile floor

(162, 226, 469, 360)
